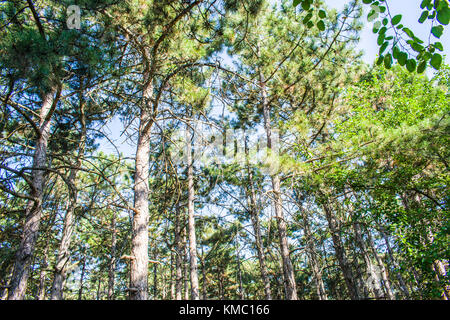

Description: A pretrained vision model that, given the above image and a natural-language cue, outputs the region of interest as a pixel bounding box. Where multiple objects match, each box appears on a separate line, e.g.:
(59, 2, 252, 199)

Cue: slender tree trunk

(323, 202, 360, 300)
(245, 138, 272, 299)
(78, 256, 86, 300)
(381, 231, 410, 298)
(169, 251, 174, 299)
(175, 206, 183, 300)
(353, 222, 384, 299)
(36, 245, 48, 300)
(186, 125, 199, 300)
(153, 255, 157, 298)
(236, 235, 244, 299)
(365, 228, 395, 300)
(130, 79, 153, 300)
(96, 276, 102, 300)
(51, 101, 86, 300)
(8, 86, 59, 300)
(427, 230, 450, 300)
(36, 210, 57, 301)
(432, 260, 450, 300)
(183, 225, 189, 300)
(108, 214, 117, 300)
(297, 197, 327, 300)
(201, 246, 207, 300)
(259, 75, 297, 300)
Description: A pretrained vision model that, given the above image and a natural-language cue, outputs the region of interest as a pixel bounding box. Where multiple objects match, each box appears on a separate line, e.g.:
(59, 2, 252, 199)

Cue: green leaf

(434, 42, 444, 51)
(431, 25, 444, 38)
(398, 52, 408, 66)
(376, 55, 384, 66)
(318, 10, 326, 19)
(301, 1, 311, 10)
(421, 0, 431, 9)
(430, 53, 442, 69)
(379, 41, 389, 55)
(384, 54, 393, 69)
(317, 20, 325, 31)
(377, 32, 385, 46)
(417, 60, 427, 73)
(368, 9, 378, 22)
(391, 15, 402, 25)
(410, 42, 424, 53)
(402, 27, 415, 39)
(406, 59, 417, 72)
(303, 12, 313, 24)
(437, 6, 450, 25)
(393, 46, 400, 59)
(419, 11, 429, 23)
(293, 0, 301, 6)
(373, 21, 382, 33)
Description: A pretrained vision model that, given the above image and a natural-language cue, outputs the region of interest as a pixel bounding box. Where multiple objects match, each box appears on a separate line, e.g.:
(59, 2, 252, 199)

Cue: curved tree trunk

(8, 86, 59, 300)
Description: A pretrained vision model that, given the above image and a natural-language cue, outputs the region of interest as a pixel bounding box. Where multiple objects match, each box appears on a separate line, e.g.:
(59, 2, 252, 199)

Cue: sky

(97, 0, 450, 157)
(325, 0, 450, 66)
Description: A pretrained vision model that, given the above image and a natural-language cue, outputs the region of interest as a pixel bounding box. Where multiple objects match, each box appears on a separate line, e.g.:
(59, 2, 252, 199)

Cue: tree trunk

(108, 214, 117, 300)
(8, 86, 59, 300)
(78, 255, 86, 300)
(130, 79, 153, 300)
(183, 225, 189, 300)
(432, 260, 450, 300)
(353, 222, 384, 299)
(186, 125, 199, 300)
(323, 202, 360, 300)
(259, 75, 297, 300)
(366, 228, 395, 300)
(298, 197, 327, 300)
(245, 138, 272, 299)
(236, 235, 244, 299)
(175, 206, 183, 300)
(201, 246, 207, 300)
(36, 245, 48, 300)
(381, 230, 410, 298)
(51, 101, 86, 300)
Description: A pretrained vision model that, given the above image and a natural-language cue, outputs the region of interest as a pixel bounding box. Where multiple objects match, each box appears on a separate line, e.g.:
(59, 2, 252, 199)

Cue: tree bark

(381, 231, 410, 298)
(298, 197, 327, 300)
(175, 206, 183, 300)
(366, 228, 395, 300)
(108, 213, 117, 300)
(8, 86, 59, 300)
(186, 125, 199, 300)
(259, 75, 297, 300)
(323, 202, 360, 300)
(130, 79, 153, 300)
(183, 225, 189, 300)
(78, 255, 86, 300)
(51, 99, 86, 300)
(244, 138, 272, 299)
(353, 222, 384, 299)
(36, 245, 48, 300)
